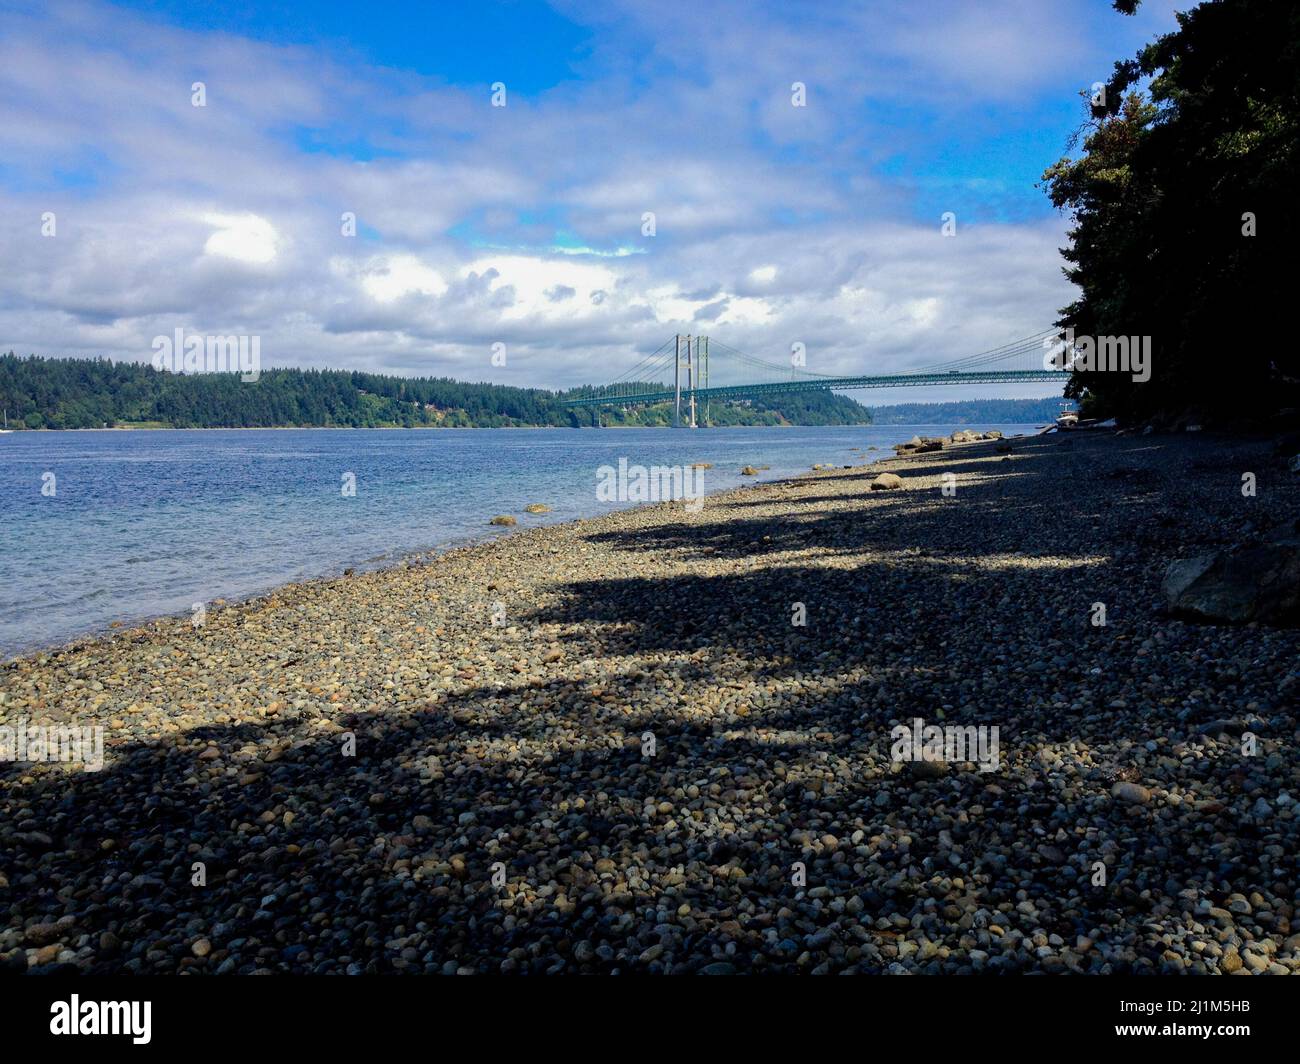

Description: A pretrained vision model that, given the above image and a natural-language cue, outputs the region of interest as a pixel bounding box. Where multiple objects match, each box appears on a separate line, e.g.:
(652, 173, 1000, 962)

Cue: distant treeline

(866, 397, 1073, 425)
(593, 388, 873, 427)
(0, 353, 874, 429)
(0, 354, 573, 428)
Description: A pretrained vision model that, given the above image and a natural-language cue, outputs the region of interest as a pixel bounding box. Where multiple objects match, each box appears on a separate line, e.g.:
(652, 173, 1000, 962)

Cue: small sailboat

(0, 410, 12, 434)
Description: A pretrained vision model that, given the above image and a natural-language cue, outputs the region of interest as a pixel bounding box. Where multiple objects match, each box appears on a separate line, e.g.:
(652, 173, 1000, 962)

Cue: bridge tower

(674, 333, 697, 428)
(672, 333, 710, 428)
(700, 335, 709, 427)
(673, 334, 682, 427)
(686, 334, 697, 428)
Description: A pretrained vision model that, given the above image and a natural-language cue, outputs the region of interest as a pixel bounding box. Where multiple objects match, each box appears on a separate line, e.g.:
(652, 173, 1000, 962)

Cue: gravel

(1, 428, 1296, 974)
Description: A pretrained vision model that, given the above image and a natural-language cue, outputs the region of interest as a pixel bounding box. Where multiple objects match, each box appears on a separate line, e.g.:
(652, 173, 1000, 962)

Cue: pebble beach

(2, 428, 1297, 974)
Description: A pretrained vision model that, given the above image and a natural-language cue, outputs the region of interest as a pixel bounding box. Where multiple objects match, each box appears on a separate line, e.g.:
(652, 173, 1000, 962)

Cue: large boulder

(1162, 521, 1300, 626)
(870, 473, 904, 491)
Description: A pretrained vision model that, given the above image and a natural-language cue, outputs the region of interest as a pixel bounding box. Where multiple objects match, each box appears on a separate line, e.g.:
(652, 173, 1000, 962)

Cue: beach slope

(2, 430, 1297, 974)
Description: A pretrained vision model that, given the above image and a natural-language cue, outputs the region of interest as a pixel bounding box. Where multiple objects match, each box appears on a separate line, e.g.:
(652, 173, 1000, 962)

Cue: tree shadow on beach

(2, 434, 1294, 974)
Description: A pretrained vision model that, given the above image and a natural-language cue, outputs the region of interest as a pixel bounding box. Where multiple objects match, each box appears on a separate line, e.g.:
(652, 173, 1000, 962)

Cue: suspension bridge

(561, 329, 1068, 426)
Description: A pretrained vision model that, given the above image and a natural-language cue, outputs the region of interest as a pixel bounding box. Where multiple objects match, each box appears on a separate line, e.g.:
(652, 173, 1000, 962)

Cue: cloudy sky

(0, 0, 1183, 402)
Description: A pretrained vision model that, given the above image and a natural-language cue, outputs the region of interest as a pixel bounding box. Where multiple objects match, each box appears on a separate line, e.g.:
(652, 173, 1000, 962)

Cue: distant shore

(0, 421, 870, 432)
(0, 418, 1047, 433)
(2, 428, 1297, 974)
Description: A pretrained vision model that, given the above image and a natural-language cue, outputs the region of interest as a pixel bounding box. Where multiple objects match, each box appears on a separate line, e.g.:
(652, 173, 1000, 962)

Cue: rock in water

(1162, 522, 1300, 625)
(870, 473, 904, 491)
(489, 515, 517, 526)
(740, 466, 758, 475)
(524, 504, 551, 513)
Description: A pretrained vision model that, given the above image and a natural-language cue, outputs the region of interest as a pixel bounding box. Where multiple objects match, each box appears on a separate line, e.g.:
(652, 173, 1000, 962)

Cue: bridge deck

(560, 369, 1065, 408)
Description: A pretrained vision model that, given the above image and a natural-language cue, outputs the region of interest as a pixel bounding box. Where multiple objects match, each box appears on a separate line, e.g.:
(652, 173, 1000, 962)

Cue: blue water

(0, 424, 1038, 657)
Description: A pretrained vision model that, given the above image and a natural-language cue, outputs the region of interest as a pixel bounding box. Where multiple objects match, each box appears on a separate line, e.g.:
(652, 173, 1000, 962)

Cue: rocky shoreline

(2, 428, 1297, 974)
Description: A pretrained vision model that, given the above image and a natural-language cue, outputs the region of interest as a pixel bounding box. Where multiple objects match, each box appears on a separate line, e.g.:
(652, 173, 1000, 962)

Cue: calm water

(0, 424, 1038, 657)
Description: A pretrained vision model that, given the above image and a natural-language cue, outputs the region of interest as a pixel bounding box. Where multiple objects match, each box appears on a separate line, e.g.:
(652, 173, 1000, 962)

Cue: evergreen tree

(1042, 0, 1299, 423)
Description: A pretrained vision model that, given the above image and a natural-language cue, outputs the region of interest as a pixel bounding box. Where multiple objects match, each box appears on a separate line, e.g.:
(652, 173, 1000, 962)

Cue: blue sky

(115, 0, 594, 93)
(0, 0, 1186, 399)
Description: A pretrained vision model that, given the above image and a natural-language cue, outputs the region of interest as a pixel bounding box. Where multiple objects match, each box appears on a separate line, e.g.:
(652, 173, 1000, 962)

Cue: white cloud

(460, 254, 623, 321)
(201, 213, 280, 265)
(344, 254, 448, 303)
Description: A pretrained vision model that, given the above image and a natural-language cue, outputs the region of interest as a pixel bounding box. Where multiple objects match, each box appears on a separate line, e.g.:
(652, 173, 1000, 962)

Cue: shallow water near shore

(0, 423, 1038, 657)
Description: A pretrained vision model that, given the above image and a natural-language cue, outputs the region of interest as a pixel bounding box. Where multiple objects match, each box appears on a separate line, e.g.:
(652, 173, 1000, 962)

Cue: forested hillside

(0, 354, 873, 429)
(866, 397, 1073, 425)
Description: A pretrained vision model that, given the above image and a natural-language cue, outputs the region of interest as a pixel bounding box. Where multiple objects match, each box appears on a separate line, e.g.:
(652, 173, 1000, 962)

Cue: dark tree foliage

(0, 354, 873, 429)
(1042, 0, 1299, 424)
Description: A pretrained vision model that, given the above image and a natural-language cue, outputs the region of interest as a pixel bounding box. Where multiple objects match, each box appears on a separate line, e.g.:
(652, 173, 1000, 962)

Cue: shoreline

(0, 450, 853, 665)
(0, 409, 1064, 435)
(1, 424, 1039, 663)
(0, 419, 1051, 433)
(2, 428, 1297, 974)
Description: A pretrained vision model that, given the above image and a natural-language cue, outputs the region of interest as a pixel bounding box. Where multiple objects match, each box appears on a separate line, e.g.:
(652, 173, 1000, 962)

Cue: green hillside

(0, 353, 873, 429)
